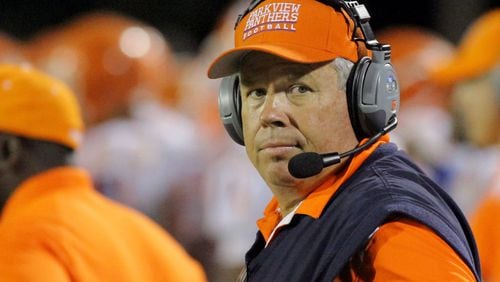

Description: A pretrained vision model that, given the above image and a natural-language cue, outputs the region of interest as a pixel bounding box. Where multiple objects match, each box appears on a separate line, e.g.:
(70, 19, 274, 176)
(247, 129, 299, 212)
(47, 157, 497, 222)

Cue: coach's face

(239, 52, 358, 192)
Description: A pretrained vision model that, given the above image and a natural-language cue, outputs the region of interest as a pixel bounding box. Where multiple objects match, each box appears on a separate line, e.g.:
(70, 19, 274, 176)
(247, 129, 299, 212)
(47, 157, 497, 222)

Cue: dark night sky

(0, 0, 497, 54)
(0, 0, 232, 53)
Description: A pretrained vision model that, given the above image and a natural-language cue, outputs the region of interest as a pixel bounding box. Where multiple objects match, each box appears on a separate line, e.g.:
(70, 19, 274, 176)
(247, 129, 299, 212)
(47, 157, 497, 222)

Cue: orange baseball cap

(431, 8, 500, 85)
(207, 0, 359, 78)
(0, 64, 84, 149)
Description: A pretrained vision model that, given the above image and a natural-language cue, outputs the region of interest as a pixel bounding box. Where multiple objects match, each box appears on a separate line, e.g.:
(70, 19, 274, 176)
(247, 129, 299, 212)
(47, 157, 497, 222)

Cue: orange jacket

(258, 136, 476, 281)
(0, 167, 207, 282)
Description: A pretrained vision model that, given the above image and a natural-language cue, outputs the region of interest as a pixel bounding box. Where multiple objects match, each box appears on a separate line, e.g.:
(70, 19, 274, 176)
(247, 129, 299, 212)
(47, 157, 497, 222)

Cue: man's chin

(261, 162, 299, 185)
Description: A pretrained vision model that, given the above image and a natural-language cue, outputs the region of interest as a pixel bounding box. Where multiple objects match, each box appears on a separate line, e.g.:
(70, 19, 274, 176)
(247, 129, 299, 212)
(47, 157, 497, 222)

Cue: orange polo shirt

(0, 166, 207, 282)
(257, 136, 476, 281)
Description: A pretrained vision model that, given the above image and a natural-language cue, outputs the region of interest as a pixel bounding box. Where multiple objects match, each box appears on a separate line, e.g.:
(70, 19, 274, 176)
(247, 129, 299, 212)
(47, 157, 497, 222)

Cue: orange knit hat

(0, 64, 84, 149)
(207, 0, 359, 78)
(431, 8, 500, 85)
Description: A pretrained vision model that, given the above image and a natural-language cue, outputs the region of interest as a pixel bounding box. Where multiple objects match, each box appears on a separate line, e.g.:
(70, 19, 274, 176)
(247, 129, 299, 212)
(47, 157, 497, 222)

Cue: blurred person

(176, 2, 273, 281)
(177, 1, 247, 152)
(376, 26, 457, 190)
(25, 11, 216, 276)
(74, 102, 203, 223)
(0, 32, 27, 64)
(0, 64, 207, 281)
(207, 0, 481, 280)
(199, 143, 272, 282)
(24, 11, 180, 126)
(432, 8, 500, 281)
(23, 10, 202, 227)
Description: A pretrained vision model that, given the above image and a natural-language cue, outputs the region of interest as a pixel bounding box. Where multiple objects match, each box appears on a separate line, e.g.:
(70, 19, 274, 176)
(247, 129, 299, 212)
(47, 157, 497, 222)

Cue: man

(207, 0, 481, 281)
(0, 64, 207, 281)
(431, 8, 500, 281)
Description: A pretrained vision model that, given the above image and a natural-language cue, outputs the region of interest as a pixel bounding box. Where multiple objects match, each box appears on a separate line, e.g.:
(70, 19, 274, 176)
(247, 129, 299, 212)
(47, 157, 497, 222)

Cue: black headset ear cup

(346, 55, 400, 141)
(218, 74, 245, 145)
(347, 56, 371, 141)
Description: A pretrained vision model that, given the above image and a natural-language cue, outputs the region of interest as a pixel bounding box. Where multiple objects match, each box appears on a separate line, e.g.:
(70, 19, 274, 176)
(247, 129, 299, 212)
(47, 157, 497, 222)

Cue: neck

(269, 160, 347, 217)
(273, 190, 305, 217)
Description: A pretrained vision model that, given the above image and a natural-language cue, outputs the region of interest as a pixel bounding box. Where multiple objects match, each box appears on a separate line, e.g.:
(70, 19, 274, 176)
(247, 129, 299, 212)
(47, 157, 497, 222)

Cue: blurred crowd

(0, 1, 498, 281)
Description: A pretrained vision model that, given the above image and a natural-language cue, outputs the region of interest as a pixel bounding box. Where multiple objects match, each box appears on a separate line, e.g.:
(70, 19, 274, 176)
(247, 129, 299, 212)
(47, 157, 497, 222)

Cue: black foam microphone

(288, 117, 397, 179)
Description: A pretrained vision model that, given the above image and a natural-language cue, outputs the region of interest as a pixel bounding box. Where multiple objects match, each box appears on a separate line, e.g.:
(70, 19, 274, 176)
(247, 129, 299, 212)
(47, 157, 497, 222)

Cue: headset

(218, 0, 400, 146)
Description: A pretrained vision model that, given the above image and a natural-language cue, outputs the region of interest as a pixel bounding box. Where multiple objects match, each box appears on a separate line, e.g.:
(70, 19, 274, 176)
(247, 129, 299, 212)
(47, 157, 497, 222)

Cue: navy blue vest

(244, 143, 481, 281)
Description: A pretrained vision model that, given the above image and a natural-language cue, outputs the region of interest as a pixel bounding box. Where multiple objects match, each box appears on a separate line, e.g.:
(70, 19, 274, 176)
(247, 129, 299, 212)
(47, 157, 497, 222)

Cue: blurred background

(0, 0, 497, 54)
(0, 0, 498, 281)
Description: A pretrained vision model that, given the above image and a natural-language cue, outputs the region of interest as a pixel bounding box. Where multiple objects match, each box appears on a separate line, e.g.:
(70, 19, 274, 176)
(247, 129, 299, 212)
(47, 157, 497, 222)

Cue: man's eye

(289, 85, 311, 94)
(248, 88, 266, 98)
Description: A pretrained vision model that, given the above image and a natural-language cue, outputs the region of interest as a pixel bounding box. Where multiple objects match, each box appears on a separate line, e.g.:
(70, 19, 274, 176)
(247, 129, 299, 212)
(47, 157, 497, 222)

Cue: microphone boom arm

(288, 117, 397, 178)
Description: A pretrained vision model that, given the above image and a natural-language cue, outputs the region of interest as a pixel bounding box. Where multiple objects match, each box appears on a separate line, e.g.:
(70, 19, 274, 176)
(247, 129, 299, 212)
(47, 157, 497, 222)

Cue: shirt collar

(257, 135, 389, 241)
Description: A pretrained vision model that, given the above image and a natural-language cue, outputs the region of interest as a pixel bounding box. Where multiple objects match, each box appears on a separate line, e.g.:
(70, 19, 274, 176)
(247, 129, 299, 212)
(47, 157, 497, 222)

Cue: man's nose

(259, 91, 290, 128)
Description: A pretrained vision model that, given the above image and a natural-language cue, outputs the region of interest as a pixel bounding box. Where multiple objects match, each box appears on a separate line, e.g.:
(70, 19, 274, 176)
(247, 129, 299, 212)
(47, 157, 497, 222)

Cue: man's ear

(0, 135, 21, 171)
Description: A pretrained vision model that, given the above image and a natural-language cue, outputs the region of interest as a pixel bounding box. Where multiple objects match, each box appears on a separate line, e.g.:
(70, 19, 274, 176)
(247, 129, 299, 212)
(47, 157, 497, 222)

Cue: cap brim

(207, 43, 343, 79)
